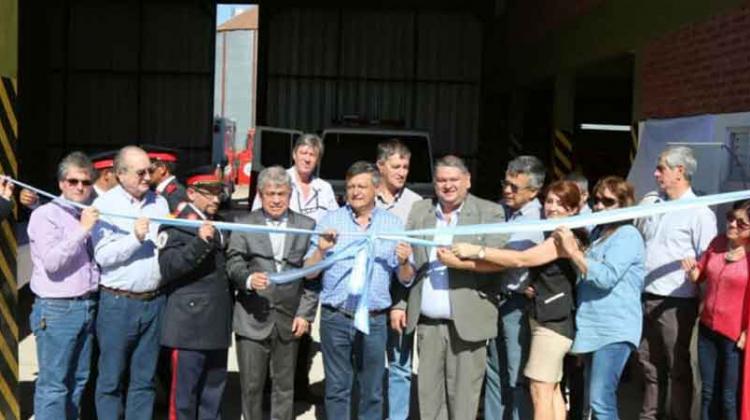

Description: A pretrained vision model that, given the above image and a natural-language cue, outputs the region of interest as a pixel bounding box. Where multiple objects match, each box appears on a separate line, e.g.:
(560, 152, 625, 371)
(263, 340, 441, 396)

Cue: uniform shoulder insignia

(156, 231, 169, 249)
(165, 183, 177, 194)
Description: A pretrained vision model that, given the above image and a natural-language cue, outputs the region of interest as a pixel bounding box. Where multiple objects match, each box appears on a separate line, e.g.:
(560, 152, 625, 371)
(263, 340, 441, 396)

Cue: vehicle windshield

(319, 132, 432, 183)
(259, 130, 298, 168)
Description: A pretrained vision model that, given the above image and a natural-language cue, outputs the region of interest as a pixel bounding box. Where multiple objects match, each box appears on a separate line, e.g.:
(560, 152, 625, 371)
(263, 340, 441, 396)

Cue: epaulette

(165, 182, 177, 195)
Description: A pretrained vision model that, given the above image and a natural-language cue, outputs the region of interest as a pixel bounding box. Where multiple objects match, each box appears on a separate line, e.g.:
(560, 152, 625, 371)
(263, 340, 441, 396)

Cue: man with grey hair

(565, 172, 594, 235)
(227, 165, 318, 420)
(393, 155, 507, 420)
(375, 139, 423, 420)
(251, 134, 338, 401)
(305, 161, 415, 420)
(28, 152, 100, 419)
(636, 145, 716, 420)
(92, 145, 170, 420)
(565, 172, 590, 215)
(481, 155, 545, 420)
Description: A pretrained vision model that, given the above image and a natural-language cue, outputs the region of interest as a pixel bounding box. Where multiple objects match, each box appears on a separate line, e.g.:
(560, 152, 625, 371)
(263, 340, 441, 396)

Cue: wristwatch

(477, 246, 486, 260)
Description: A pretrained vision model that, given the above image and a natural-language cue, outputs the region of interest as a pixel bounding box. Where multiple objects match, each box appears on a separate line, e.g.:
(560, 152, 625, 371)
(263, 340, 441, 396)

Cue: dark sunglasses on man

(501, 180, 532, 194)
(65, 178, 93, 187)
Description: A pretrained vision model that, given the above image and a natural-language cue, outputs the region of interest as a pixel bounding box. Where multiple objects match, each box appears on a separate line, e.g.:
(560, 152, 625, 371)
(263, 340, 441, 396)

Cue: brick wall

(641, 2, 750, 118)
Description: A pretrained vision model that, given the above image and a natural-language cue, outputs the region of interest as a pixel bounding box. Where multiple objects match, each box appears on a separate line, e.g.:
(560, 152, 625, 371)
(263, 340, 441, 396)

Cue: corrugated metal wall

(262, 8, 482, 159)
(20, 0, 216, 189)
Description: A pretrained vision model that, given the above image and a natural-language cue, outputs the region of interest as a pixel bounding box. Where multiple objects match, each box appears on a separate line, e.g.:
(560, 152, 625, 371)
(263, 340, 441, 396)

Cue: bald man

(91, 146, 170, 420)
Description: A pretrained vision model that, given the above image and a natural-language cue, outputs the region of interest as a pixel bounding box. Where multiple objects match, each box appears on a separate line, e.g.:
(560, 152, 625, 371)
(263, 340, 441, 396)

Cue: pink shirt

(28, 199, 99, 298)
(697, 235, 750, 340)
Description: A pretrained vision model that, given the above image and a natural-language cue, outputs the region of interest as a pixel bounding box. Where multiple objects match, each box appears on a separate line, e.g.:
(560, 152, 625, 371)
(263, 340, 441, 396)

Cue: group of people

(7, 135, 750, 420)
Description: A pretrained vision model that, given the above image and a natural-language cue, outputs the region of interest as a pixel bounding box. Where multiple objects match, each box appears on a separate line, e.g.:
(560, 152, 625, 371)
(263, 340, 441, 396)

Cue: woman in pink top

(683, 201, 750, 420)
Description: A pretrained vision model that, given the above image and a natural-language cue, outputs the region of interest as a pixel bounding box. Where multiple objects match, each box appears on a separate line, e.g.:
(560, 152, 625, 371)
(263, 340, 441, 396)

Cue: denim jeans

(31, 297, 97, 420)
(485, 293, 531, 420)
(698, 324, 740, 420)
(320, 306, 387, 420)
(584, 341, 633, 420)
(386, 327, 413, 420)
(95, 290, 165, 420)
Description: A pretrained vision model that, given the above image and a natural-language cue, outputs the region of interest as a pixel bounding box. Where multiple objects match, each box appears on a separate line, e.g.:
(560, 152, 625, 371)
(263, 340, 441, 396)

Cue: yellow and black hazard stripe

(553, 129, 574, 180)
(0, 76, 19, 420)
(630, 122, 640, 164)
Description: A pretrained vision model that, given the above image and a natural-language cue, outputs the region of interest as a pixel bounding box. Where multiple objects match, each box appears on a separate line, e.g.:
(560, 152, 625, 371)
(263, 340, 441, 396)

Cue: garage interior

(4, 0, 750, 418)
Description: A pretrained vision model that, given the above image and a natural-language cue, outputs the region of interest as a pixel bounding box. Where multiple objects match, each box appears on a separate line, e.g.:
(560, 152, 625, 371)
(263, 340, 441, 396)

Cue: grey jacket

(226, 210, 317, 341)
(395, 194, 507, 342)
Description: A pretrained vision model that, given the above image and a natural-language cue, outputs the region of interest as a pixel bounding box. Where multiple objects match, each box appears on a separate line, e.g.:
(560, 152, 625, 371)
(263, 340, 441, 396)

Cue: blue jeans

(387, 327, 413, 420)
(485, 293, 531, 420)
(584, 341, 633, 420)
(95, 290, 165, 420)
(698, 324, 740, 420)
(320, 306, 387, 420)
(31, 297, 96, 420)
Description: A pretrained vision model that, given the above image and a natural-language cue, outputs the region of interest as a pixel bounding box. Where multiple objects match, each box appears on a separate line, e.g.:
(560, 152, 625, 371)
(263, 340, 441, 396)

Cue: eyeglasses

(194, 187, 223, 197)
(133, 168, 150, 178)
(726, 212, 750, 230)
(501, 180, 530, 193)
(65, 178, 92, 187)
(594, 195, 618, 207)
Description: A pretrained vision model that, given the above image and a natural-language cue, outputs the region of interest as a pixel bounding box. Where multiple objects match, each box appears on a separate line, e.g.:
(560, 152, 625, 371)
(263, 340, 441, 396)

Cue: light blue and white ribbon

(9, 176, 750, 334)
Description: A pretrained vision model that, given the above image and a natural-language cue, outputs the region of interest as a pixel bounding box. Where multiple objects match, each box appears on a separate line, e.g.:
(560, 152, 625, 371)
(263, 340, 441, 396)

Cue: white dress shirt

(638, 188, 717, 298)
(420, 203, 462, 319)
(252, 167, 338, 223)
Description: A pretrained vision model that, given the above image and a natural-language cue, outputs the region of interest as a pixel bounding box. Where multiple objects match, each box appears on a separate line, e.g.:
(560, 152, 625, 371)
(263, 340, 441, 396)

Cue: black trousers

(168, 348, 228, 420)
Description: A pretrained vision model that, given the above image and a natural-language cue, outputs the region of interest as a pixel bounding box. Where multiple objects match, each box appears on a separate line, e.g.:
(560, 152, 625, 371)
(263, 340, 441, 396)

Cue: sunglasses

(133, 168, 150, 178)
(501, 180, 530, 194)
(193, 186, 226, 202)
(65, 178, 92, 187)
(726, 212, 750, 230)
(594, 195, 617, 207)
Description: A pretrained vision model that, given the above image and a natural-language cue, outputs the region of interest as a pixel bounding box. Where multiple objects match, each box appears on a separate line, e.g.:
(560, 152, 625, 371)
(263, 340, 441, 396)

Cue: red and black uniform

(160, 177, 188, 214)
(157, 170, 232, 420)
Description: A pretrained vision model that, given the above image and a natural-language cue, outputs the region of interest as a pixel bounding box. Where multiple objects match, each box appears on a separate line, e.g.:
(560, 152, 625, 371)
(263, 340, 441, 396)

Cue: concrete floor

(19, 311, 655, 420)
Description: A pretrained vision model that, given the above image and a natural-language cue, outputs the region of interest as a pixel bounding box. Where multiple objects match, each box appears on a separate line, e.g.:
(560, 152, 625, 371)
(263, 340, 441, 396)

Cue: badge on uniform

(156, 231, 169, 249)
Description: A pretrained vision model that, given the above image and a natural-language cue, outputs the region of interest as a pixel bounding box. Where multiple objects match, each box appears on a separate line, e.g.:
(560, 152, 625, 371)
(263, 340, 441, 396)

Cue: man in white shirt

(376, 139, 423, 420)
(92, 146, 171, 420)
(636, 146, 717, 420)
(252, 133, 339, 222)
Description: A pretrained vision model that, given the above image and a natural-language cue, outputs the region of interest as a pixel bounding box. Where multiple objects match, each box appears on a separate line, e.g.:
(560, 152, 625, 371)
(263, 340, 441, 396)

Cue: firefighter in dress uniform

(143, 145, 188, 212)
(89, 150, 119, 201)
(157, 166, 233, 420)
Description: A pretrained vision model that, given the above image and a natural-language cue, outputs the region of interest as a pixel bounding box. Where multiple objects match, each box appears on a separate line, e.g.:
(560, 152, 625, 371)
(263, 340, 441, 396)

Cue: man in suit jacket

(226, 166, 317, 420)
(158, 166, 232, 420)
(392, 155, 507, 420)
